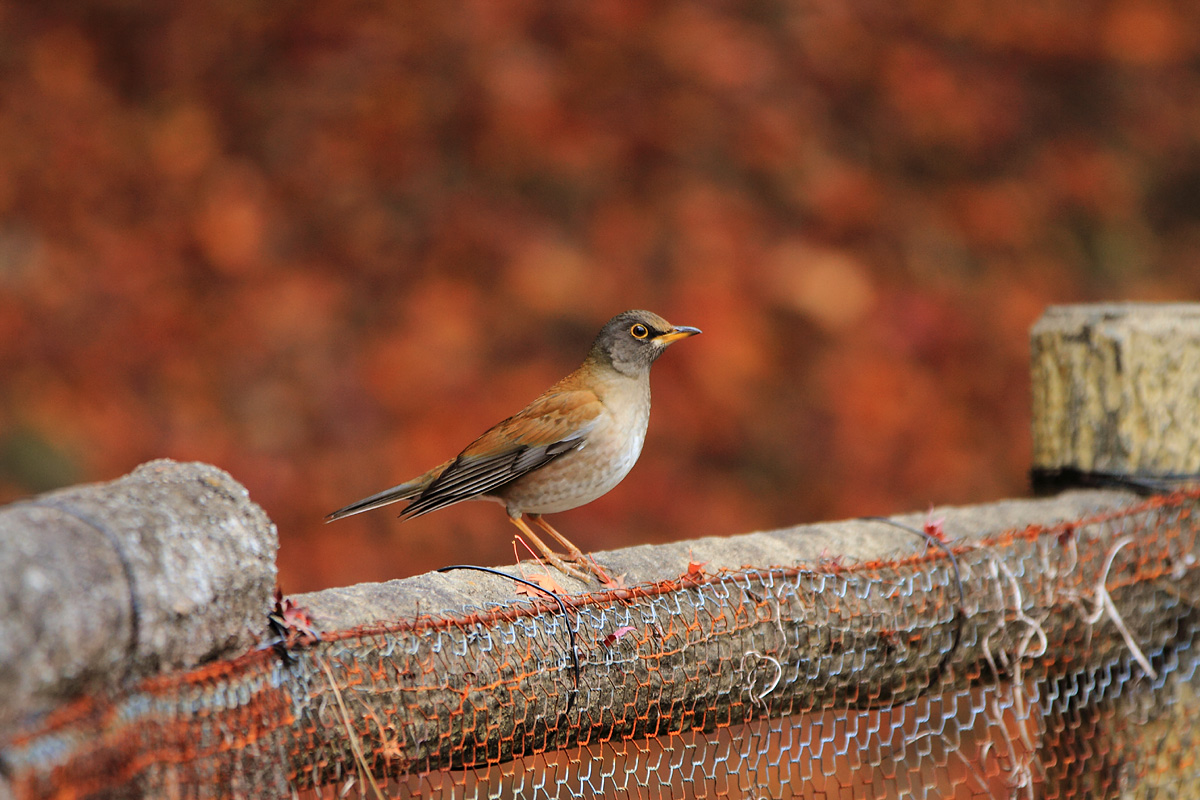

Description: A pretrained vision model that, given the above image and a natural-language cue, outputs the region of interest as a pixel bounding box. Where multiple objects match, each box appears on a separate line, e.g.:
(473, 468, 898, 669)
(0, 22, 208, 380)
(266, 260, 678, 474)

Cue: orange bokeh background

(1, 1, 1198, 592)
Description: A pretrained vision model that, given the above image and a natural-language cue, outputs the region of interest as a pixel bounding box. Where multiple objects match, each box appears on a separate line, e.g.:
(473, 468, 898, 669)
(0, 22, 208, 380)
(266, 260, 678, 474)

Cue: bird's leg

(507, 512, 590, 583)
(529, 514, 612, 585)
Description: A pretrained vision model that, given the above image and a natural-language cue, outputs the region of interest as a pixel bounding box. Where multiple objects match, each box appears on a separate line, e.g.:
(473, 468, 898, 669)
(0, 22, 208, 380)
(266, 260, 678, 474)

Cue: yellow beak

(657, 325, 702, 344)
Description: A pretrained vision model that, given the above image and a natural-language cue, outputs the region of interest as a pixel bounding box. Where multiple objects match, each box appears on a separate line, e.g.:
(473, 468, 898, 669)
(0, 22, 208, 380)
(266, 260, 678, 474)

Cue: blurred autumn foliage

(1, 0, 1198, 592)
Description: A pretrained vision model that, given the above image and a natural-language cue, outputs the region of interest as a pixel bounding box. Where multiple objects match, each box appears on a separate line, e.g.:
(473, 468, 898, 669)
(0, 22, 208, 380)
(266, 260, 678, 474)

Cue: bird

(327, 309, 701, 583)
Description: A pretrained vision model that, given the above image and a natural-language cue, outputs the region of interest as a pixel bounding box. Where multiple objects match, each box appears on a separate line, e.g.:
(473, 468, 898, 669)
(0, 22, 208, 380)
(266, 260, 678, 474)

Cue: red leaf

(601, 626, 637, 648)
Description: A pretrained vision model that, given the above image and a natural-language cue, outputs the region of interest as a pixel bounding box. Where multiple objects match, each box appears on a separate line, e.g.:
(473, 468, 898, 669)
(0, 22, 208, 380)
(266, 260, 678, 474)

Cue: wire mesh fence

(3, 489, 1199, 799)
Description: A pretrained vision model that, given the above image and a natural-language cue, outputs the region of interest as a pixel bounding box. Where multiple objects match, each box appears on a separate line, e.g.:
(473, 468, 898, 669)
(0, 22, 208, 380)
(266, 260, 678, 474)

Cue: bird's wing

(401, 388, 604, 519)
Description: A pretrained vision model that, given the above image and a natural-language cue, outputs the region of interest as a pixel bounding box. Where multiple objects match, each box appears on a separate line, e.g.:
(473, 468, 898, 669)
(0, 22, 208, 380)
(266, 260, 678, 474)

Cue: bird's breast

(500, 379, 651, 515)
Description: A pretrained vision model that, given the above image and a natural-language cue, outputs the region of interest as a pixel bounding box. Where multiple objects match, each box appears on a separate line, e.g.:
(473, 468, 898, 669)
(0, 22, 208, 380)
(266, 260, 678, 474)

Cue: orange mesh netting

(3, 490, 1199, 798)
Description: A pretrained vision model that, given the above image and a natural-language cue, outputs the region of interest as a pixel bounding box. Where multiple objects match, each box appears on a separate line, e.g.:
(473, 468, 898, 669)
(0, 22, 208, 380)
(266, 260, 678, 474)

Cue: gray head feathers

(587, 310, 700, 377)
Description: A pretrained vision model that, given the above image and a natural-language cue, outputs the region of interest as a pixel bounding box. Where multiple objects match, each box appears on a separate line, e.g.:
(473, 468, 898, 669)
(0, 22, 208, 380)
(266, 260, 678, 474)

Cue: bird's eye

(630, 323, 649, 339)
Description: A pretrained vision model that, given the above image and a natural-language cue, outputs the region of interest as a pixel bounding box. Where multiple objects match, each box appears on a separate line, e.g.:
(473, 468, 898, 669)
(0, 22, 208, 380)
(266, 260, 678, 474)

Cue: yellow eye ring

(630, 323, 649, 339)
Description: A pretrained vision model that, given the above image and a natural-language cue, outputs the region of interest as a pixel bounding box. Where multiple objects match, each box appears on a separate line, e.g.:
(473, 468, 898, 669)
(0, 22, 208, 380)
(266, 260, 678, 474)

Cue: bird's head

(588, 309, 701, 376)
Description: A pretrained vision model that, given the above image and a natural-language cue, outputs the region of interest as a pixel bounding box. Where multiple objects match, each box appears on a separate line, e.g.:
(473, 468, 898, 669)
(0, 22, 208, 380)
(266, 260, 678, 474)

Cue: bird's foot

(509, 515, 592, 583)
(534, 547, 592, 584)
(569, 553, 613, 586)
(529, 514, 613, 585)
(509, 513, 612, 585)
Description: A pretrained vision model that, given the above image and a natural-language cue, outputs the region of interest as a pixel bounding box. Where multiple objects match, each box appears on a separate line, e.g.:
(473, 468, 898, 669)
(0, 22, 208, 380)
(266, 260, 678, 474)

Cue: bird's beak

(657, 325, 702, 344)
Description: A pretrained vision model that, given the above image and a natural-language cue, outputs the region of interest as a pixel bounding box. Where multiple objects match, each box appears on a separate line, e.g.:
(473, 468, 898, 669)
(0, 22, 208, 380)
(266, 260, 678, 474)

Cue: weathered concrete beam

(296, 489, 1140, 632)
(6, 485, 1185, 798)
(0, 460, 277, 729)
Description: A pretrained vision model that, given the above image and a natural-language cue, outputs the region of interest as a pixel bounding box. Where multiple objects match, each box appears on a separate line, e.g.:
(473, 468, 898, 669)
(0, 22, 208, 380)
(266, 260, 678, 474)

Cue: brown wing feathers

(402, 387, 601, 517)
(330, 383, 604, 521)
(400, 436, 585, 518)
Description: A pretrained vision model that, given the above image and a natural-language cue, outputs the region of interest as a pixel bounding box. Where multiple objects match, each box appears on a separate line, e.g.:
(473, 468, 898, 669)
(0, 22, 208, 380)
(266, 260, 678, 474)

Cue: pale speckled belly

(498, 386, 650, 515)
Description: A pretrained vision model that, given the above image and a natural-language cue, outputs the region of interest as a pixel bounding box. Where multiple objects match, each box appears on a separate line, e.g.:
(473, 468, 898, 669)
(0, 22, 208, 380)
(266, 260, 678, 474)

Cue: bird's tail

(325, 460, 451, 522)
